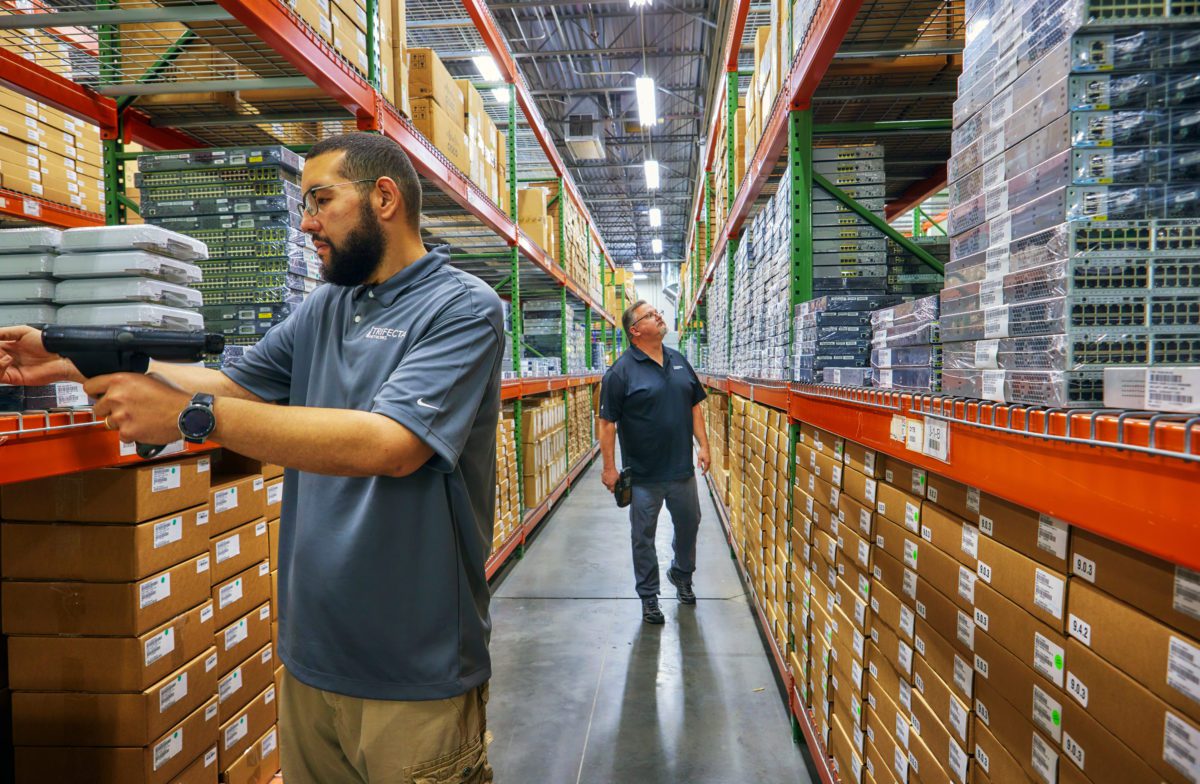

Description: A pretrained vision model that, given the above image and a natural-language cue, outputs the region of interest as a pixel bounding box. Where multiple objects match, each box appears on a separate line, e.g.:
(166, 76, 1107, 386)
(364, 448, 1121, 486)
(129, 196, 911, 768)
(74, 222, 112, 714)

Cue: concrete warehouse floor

(487, 464, 814, 783)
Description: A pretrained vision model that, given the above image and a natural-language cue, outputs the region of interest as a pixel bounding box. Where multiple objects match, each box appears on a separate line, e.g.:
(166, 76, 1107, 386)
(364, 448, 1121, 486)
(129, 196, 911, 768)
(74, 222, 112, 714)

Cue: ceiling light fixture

(644, 159, 660, 190)
(630, 0, 652, 6)
(633, 261, 644, 271)
(635, 76, 658, 127)
(648, 207, 662, 227)
(472, 55, 501, 82)
(652, 238, 663, 254)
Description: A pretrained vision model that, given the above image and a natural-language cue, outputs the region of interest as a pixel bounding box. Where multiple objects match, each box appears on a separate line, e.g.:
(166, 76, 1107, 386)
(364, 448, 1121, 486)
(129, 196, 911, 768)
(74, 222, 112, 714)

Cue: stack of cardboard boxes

(565, 386, 593, 468)
(493, 414, 520, 554)
(518, 187, 554, 260)
(702, 391, 730, 506)
(520, 396, 567, 508)
(289, 0, 406, 113)
(603, 270, 638, 320)
(0, 452, 285, 784)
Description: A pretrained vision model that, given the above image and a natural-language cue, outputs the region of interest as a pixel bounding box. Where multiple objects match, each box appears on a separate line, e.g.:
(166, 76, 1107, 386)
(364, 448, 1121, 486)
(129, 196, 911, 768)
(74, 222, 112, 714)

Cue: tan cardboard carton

(208, 475, 266, 537)
(972, 721, 1027, 784)
(222, 725, 278, 784)
(407, 48, 464, 119)
(210, 519, 270, 585)
(216, 603, 272, 679)
(973, 676, 1058, 784)
(217, 685, 276, 770)
(972, 581, 1067, 690)
(217, 645, 276, 723)
(1059, 689, 1166, 784)
(212, 560, 271, 631)
(971, 629, 1065, 746)
(912, 647, 973, 750)
(914, 616, 975, 704)
(976, 531, 1067, 632)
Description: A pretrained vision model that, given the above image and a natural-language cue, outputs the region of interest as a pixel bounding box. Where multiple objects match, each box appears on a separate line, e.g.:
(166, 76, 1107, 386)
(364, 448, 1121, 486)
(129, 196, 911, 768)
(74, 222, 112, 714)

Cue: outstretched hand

(0, 325, 84, 386)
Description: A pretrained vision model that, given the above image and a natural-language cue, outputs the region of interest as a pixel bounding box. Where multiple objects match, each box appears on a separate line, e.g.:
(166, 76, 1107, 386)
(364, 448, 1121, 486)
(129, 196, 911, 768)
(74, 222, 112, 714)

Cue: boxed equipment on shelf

(870, 294, 943, 391)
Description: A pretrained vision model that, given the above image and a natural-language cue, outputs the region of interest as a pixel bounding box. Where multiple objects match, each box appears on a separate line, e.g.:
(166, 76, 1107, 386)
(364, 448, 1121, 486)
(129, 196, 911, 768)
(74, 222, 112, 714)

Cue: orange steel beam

(885, 164, 948, 221)
(0, 188, 103, 228)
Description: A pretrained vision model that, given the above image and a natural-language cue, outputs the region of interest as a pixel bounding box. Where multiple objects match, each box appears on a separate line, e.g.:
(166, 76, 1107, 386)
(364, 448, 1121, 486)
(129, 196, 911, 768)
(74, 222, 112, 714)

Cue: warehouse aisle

(486, 465, 813, 784)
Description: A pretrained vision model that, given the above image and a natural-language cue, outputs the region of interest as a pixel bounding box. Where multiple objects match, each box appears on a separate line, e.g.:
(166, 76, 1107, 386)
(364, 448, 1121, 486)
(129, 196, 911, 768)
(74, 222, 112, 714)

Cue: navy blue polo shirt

(222, 244, 504, 701)
(599, 345, 706, 483)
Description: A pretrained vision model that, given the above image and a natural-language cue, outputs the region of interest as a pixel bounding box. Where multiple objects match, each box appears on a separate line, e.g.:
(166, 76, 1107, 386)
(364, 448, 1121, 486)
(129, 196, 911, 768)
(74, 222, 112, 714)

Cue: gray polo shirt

(222, 244, 504, 701)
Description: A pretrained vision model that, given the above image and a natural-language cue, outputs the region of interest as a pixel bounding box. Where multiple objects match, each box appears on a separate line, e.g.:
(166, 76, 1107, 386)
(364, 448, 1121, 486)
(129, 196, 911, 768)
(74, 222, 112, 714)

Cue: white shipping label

(858, 541, 870, 568)
(159, 673, 188, 713)
(206, 653, 218, 672)
(1032, 684, 1063, 741)
(979, 279, 1005, 308)
(903, 569, 918, 599)
(856, 600, 867, 628)
(854, 629, 866, 660)
(262, 728, 278, 756)
(957, 610, 976, 649)
(975, 698, 990, 727)
(911, 712, 922, 737)
(985, 245, 1009, 278)
(205, 748, 217, 767)
(266, 686, 275, 704)
(900, 605, 915, 639)
(917, 600, 927, 620)
(200, 604, 214, 624)
(958, 566, 977, 604)
(977, 560, 993, 584)
(865, 479, 877, 504)
(263, 646, 273, 664)
(215, 534, 241, 564)
(218, 668, 242, 703)
(894, 746, 909, 779)
(225, 716, 248, 750)
(1067, 671, 1089, 708)
(197, 556, 210, 574)
(153, 517, 184, 549)
(145, 627, 175, 666)
(974, 339, 1001, 370)
(899, 641, 914, 674)
(950, 739, 969, 783)
(1175, 567, 1200, 621)
(1163, 712, 1200, 783)
(923, 417, 950, 462)
(906, 502, 921, 533)
(975, 608, 990, 632)
(967, 487, 981, 514)
(1073, 553, 1097, 583)
(253, 477, 264, 492)
(197, 510, 210, 527)
(225, 620, 248, 650)
(1147, 369, 1200, 412)
(890, 415, 907, 443)
(260, 604, 270, 620)
(219, 579, 243, 609)
(961, 525, 980, 559)
(905, 419, 924, 455)
(904, 540, 919, 570)
(267, 483, 283, 506)
(214, 487, 239, 514)
(1037, 515, 1069, 560)
(197, 457, 211, 473)
(154, 730, 184, 771)
(982, 369, 1006, 401)
(950, 698, 969, 742)
(259, 561, 270, 576)
(1063, 732, 1085, 772)
(976, 653, 990, 679)
(977, 743, 991, 774)
(140, 574, 171, 609)
(1168, 636, 1200, 707)
(152, 465, 181, 493)
(895, 713, 911, 749)
(1068, 614, 1092, 647)
(1033, 569, 1065, 620)
(255, 521, 267, 537)
(877, 349, 893, 367)
(1034, 632, 1066, 687)
(955, 655, 974, 697)
(878, 368, 894, 388)
(1031, 731, 1056, 784)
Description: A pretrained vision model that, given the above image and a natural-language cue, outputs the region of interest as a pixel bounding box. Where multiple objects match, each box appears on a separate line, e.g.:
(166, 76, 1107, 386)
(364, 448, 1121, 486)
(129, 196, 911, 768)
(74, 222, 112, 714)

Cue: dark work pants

(629, 475, 702, 599)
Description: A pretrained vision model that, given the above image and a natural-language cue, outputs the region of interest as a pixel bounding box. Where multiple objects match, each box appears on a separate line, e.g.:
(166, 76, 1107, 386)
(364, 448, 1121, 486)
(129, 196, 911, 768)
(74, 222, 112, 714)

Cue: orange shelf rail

(698, 375, 1200, 570)
(500, 374, 602, 402)
(0, 188, 103, 228)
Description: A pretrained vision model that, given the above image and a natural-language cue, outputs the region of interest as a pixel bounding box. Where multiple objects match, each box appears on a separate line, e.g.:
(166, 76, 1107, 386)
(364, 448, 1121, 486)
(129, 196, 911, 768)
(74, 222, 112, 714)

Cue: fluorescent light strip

(635, 76, 658, 127)
(644, 159, 660, 190)
(648, 207, 661, 227)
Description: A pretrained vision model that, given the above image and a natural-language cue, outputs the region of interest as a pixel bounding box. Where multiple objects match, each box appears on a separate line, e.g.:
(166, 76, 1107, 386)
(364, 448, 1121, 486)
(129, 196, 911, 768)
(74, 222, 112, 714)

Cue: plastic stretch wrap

(0, 254, 57, 279)
(53, 278, 203, 309)
(872, 346, 943, 369)
(58, 225, 207, 261)
(942, 368, 1104, 407)
(0, 280, 55, 304)
(53, 251, 203, 285)
(945, 331, 1200, 371)
(0, 305, 57, 325)
(56, 304, 203, 330)
(825, 367, 873, 386)
(0, 228, 61, 254)
(874, 367, 941, 392)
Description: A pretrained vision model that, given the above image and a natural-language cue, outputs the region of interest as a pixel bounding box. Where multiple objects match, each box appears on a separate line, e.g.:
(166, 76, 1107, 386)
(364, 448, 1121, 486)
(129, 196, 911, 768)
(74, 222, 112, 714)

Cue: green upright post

(913, 206, 926, 238)
(366, 0, 381, 90)
(100, 0, 125, 226)
(507, 83, 525, 521)
(788, 110, 813, 362)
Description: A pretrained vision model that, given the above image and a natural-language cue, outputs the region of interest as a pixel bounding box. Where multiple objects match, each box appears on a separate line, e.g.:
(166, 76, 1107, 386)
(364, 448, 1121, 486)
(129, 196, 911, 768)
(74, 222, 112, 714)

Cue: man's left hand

(697, 446, 711, 475)
(86, 373, 191, 445)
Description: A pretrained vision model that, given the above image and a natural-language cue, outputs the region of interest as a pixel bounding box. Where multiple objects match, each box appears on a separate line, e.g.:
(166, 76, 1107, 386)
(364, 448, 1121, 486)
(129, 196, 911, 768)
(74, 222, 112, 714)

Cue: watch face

(180, 406, 215, 439)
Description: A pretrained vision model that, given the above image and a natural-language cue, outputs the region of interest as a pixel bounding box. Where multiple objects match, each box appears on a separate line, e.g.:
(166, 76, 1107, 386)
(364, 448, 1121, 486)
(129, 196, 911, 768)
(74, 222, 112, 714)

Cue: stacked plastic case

(0, 227, 62, 328)
(941, 0, 1200, 406)
(793, 294, 899, 383)
(135, 145, 321, 368)
(870, 295, 942, 391)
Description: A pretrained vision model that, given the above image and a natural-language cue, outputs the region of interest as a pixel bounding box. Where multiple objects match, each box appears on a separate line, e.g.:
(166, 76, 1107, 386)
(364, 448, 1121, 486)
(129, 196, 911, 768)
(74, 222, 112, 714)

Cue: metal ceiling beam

(491, 0, 706, 8)
(834, 40, 964, 59)
(511, 48, 706, 60)
(813, 88, 957, 100)
(0, 6, 234, 28)
(96, 77, 314, 96)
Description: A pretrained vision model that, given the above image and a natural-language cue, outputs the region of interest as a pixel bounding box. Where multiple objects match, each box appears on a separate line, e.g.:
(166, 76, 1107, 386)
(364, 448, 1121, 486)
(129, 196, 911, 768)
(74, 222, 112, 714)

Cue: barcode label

(1147, 370, 1199, 412)
(219, 578, 243, 609)
(967, 487, 981, 514)
(955, 655, 973, 697)
(267, 483, 283, 506)
(903, 569, 918, 599)
(949, 738, 969, 783)
(894, 746, 909, 779)
(153, 517, 183, 549)
(1031, 730, 1056, 784)
(899, 640, 914, 674)
(1033, 569, 1065, 619)
(200, 603, 214, 624)
(899, 678, 912, 712)
(197, 510, 210, 526)
(923, 417, 950, 462)
(1037, 515, 1069, 561)
(904, 539, 919, 570)
(197, 457, 211, 473)
(895, 713, 911, 749)
(140, 574, 171, 609)
(949, 698, 968, 742)
(900, 605, 915, 639)
(218, 668, 242, 703)
(865, 479, 877, 504)
(1165, 712, 1200, 783)
(144, 629, 175, 662)
(1073, 553, 1097, 583)
(1032, 684, 1063, 741)
(214, 487, 239, 514)
(905, 419, 924, 454)
(253, 477, 264, 492)
(159, 673, 187, 713)
(224, 619, 248, 650)
(979, 278, 1004, 309)
(215, 534, 241, 564)
(152, 465, 181, 493)
(1034, 632, 1066, 687)
(958, 566, 977, 604)
(224, 716, 248, 750)
(153, 730, 183, 771)
(1175, 567, 1200, 621)
(961, 525, 979, 559)
(1067, 671, 1089, 708)
(982, 368, 1006, 400)
(906, 503, 921, 533)
(206, 653, 217, 672)
(957, 610, 975, 650)
(1168, 636, 1200, 706)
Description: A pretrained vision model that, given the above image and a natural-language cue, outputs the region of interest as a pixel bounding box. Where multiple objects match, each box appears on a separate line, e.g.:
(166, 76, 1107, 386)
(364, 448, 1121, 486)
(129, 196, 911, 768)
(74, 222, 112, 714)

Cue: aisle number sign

(889, 414, 951, 463)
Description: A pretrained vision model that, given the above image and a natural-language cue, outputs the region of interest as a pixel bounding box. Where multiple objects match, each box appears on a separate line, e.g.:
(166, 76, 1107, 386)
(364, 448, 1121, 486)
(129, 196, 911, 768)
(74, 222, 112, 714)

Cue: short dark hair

(306, 132, 422, 230)
(622, 299, 649, 341)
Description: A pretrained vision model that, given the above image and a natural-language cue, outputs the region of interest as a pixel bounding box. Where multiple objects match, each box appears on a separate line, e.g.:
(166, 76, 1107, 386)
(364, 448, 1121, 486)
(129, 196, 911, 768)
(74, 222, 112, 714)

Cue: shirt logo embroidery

(363, 327, 407, 341)
(417, 398, 440, 411)
(673, 365, 683, 370)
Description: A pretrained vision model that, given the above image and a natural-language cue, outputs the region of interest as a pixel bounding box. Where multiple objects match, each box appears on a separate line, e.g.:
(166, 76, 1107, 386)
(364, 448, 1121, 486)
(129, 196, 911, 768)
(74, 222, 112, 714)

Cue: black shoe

(642, 597, 665, 624)
(667, 568, 697, 605)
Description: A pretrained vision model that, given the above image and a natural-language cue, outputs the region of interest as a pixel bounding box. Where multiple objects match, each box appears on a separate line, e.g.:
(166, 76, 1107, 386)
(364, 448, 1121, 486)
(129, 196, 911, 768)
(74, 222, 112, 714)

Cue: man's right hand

(601, 466, 619, 492)
(0, 326, 84, 386)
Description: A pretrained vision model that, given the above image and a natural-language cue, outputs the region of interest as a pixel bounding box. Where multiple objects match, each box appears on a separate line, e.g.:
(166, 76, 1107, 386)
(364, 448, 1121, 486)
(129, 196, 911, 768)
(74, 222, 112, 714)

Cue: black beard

(318, 200, 387, 287)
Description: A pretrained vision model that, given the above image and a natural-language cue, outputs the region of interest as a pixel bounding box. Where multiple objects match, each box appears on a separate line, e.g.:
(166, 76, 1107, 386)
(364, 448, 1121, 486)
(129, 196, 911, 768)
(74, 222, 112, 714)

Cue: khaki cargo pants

(279, 669, 494, 784)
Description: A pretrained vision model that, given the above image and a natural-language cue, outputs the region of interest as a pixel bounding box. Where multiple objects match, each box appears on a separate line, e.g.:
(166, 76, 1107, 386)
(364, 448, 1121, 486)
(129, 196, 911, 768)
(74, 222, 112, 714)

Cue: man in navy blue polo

(599, 299, 711, 624)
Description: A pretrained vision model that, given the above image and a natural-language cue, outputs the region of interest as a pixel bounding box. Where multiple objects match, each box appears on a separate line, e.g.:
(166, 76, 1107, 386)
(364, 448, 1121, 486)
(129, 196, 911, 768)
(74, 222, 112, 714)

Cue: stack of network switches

(870, 294, 942, 391)
(521, 298, 566, 376)
(730, 173, 791, 380)
(703, 246, 730, 375)
(813, 145, 890, 299)
(888, 236, 948, 297)
(135, 145, 322, 368)
(793, 293, 897, 383)
(940, 0, 1200, 407)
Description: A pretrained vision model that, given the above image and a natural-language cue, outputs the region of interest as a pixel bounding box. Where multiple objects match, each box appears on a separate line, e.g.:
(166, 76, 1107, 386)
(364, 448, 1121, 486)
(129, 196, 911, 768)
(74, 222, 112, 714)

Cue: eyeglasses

(299, 179, 377, 218)
(630, 308, 661, 328)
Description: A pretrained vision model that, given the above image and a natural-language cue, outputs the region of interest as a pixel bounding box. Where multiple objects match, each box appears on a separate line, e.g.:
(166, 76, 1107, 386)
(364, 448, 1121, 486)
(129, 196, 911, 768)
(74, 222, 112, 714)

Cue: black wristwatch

(178, 392, 217, 444)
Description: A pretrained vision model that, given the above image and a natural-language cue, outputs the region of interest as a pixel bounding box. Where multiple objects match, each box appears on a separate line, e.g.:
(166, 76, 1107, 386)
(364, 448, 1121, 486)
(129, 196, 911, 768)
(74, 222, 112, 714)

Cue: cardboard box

(14, 696, 219, 784)
(972, 720, 1027, 784)
(0, 456, 211, 523)
(875, 483, 922, 534)
(407, 48, 464, 120)
(912, 652, 972, 749)
(216, 603, 272, 679)
(973, 676, 1058, 784)
(879, 455, 928, 497)
(3, 553, 211, 636)
(210, 519, 270, 585)
(838, 487, 875, 539)
(870, 606, 914, 679)
(914, 613, 976, 709)
(975, 534, 1066, 632)
(330, 4, 369, 74)
(799, 422, 843, 460)
(909, 689, 969, 784)
(1070, 527, 1200, 641)
(217, 645, 275, 723)
(920, 502, 978, 571)
(11, 647, 217, 747)
(972, 581, 1067, 690)
(213, 452, 283, 481)
(1059, 687, 1165, 784)
(865, 708, 909, 784)
(838, 517, 874, 576)
(208, 475, 266, 537)
(213, 561, 271, 631)
(977, 494, 1070, 573)
(830, 712, 865, 784)
(870, 577, 915, 643)
(1, 503, 210, 581)
(218, 686, 276, 770)
(924, 473, 977, 521)
(1064, 638, 1199, 784)
(264, 479, 283, 520)
(912, 573, 975, 659)
(875, 517, 971, 615)
(871, 548, 909, 608)
(843, 441, 882, 478)
(222, 725, 278, 784)
(971, 629, 1064, 745)
(171, 748, 219, 784)
(1067, 579, 1200, 724)
(866, 661, 912, 753)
